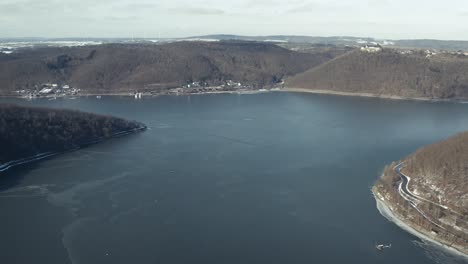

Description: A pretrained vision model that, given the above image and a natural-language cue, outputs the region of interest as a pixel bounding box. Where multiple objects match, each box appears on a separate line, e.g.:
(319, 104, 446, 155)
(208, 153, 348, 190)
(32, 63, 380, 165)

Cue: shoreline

(0, 89, 274, 99)
(282, 88, 435, 101)
(0, 126, 146, 173)
(1, 88, 468, 103)
(0, 152, 57, 172)
(372, 190, 468, 259)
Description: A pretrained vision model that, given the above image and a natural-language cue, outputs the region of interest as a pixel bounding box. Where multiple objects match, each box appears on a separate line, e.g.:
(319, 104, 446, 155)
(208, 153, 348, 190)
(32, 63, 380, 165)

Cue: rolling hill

(286, 49, 468, 99)
(0, 41, 344, 95)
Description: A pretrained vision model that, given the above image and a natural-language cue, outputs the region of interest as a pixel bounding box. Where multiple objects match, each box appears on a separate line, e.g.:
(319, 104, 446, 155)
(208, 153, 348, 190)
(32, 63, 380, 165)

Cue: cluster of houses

(184, 81, 202, 89)
(165, 80, 251, 95)
(425, 50, 438, 58)
(360, 44, 468, 59)
(182, 80, 245, 89)
(445, 50, 468, 56)
(360, 44, 383, 53)
(17, 83, 80, 98)
(396, 48, 468, 58)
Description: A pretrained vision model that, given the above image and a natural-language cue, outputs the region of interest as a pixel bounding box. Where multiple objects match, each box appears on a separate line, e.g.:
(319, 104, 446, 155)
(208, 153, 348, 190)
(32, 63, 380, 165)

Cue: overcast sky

(1, 0, 468, 40)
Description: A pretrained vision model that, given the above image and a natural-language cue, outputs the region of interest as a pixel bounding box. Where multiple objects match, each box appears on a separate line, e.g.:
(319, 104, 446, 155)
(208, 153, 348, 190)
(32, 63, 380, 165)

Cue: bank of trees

(0, 104, 145, 164)
(287, 49, 468, 99)
(0, 42, 344, 95)
(404, 132, 468, 212)
(375, 133, 468, 249)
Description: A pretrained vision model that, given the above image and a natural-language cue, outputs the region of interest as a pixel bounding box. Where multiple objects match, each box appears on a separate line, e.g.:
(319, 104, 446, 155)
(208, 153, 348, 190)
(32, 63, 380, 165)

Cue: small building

(62, 85, 70, 89)
(39, 88, 53, 94)
(399, 50, 413, 55)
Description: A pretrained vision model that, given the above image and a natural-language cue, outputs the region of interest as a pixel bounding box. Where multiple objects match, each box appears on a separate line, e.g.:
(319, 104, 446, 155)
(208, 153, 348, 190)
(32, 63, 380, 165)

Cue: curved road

(393, 163, 467, 232)
(394, 163, 447, 231)
(395, 163, 464, 216)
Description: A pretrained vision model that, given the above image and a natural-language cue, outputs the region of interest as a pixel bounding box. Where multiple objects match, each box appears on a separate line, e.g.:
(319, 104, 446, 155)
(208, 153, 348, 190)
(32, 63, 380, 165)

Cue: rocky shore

(373, 188, 468, 258)
(372, 134, 468, 258)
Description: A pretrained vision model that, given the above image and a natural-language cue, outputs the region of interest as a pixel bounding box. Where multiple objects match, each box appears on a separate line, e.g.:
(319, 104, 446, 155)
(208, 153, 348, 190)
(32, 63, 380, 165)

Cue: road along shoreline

(373, 190, 468, 259)
(282, 88, 435, 101)
(3, 87, 468, 103)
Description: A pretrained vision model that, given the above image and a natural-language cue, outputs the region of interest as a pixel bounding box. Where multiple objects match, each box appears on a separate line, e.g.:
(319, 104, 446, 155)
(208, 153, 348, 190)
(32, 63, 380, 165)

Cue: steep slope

(0, 104, 146, 168)
(286, 49, 468, 99)
(402, 133, 468, 211)
(0, 41, 342, 95)
(373, 132, 468, 255)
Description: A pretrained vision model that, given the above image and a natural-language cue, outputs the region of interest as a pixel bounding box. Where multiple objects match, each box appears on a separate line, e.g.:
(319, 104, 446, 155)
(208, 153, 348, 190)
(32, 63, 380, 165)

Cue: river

(1, 92, 467, 264)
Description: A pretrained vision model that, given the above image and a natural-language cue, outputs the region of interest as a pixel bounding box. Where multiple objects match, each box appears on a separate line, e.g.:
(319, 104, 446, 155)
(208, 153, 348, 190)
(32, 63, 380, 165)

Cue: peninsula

(0, 104, 146, 171)
(373, 132, 468, 256)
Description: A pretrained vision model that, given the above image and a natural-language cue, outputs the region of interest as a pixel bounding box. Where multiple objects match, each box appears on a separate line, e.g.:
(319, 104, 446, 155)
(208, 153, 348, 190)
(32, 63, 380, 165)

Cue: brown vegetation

(404, 132, 468, 211)
(374, 132, 468, 253)
(0, 41, 344, 95)
(286, 49, 468, 99)
(0, 104, 145, 164)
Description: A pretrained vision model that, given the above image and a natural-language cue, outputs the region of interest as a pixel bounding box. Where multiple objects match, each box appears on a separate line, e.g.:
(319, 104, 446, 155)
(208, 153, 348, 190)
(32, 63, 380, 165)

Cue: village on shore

(14, 79, 283, 99)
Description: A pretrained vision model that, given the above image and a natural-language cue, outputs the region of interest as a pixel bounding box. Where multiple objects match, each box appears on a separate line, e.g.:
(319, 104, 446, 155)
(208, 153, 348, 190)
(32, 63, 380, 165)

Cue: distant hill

(190, 35, 468, 51)
(395, 39, 468, 51)
(5, 40, 468, 99)
(0, 41, 343, 95)
(286, 49, 468, 99)
(4, 35, 468, 51)
(0, 104, 145, 167)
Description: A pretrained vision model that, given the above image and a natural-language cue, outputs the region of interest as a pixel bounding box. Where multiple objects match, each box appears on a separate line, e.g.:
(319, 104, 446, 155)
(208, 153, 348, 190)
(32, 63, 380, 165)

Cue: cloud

(367, 0, 390, 7)
(121, 2, 159, 11)
(0, 2, 23, 14)
(244, 0, 281, 7)
(1, 0, 468, 39)
(168, 7, 225, 15)
(284, 3, 318, 14)
(104, 15, 140, 21)
(0, 0, 88, 15)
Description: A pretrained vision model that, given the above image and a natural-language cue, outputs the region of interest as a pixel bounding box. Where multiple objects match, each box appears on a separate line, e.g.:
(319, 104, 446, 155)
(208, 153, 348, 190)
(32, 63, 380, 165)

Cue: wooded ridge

(0, 104, 145, 165)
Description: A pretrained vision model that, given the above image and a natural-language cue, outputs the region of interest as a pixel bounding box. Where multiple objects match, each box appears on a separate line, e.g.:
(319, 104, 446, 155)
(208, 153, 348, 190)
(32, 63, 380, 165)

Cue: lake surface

(1, 92, 468, 264)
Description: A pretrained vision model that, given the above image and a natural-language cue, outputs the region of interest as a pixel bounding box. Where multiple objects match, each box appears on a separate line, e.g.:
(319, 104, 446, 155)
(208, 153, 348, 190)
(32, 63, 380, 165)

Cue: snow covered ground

(0, 40, 102, 53)
(374, 192, 468, 260)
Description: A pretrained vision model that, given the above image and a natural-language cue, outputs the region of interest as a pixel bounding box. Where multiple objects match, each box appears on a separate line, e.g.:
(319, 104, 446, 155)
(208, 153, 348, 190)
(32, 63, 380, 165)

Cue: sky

(1, 0, 468, 40)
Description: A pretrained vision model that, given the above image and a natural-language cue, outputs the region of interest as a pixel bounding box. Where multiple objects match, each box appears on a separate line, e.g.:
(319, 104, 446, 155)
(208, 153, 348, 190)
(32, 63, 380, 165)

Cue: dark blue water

(1, 92, 467, 264)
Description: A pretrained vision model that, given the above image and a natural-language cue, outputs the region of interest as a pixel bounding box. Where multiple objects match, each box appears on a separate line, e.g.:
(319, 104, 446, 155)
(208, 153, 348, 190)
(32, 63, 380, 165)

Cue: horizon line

(1, 34, 468, 42)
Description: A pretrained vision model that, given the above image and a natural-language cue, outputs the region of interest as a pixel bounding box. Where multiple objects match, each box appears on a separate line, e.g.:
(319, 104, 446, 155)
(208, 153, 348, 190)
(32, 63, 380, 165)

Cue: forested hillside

(374, 132, 468, 254)
(403, 132, 468, 210)
(0, 104, 145, 165)
(0, 41, 343, 95)
(286, 49, 468, 99)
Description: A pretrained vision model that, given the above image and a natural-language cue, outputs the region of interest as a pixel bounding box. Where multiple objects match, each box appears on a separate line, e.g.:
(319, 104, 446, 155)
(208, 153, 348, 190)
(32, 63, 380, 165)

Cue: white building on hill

(361, 45, 382, 53)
